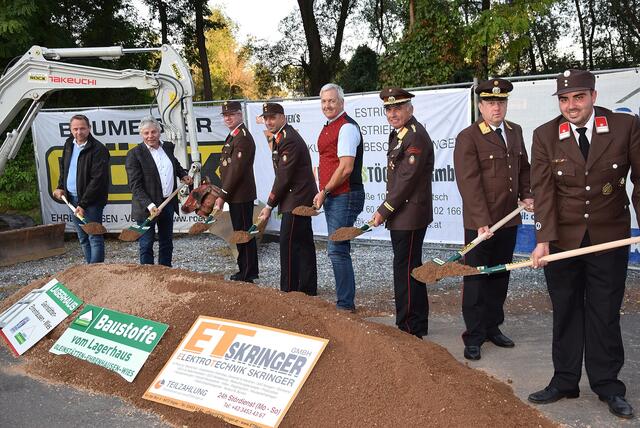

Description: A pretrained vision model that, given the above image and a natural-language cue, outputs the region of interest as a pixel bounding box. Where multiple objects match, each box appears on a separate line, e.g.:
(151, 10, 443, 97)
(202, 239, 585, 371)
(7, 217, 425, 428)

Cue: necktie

(495, 127, 506, 148)
(576, 127, 589, 160)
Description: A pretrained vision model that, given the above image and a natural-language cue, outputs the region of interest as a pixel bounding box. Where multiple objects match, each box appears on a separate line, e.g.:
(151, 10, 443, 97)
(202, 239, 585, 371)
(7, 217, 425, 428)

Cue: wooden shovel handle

(151, 183, 187, 219)
(507, 236, 640, 271)
(462, 203, 525, 255)
(60, 195, 87, 223)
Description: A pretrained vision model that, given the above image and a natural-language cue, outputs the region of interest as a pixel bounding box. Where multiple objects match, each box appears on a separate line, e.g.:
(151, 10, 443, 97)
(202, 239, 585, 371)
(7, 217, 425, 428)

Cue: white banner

(507, 69, 640, 259)
(246, 88, 471, 243)
(32, 106, 228, 232)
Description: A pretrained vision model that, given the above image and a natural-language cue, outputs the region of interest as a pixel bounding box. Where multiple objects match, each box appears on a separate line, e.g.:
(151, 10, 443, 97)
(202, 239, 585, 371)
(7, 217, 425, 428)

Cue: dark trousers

(390, 228, 428, 337)
(138, 206, 174, 267)
(279, 212, 317, 295)
(461, 226, 517, 346)
(545, 233, 628, 397)
(229, 201, 259, 281)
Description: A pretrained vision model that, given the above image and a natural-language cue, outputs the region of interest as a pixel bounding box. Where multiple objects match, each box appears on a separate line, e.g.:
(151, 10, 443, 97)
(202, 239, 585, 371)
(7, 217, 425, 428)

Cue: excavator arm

(0, 44, 201, 184)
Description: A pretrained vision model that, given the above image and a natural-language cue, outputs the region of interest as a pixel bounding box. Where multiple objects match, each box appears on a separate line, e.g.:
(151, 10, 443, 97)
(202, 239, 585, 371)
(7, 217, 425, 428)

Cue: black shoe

(229, 272, 241, 281)
(464, 345, 481, 360)
(599, 395, 634, 419)
(487, 333, 515, 348)
(528, 386, 579, 404)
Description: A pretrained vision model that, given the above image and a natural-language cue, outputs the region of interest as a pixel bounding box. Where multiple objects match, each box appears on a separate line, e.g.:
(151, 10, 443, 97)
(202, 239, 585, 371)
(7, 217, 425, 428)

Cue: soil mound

(1, 264, 555, 427)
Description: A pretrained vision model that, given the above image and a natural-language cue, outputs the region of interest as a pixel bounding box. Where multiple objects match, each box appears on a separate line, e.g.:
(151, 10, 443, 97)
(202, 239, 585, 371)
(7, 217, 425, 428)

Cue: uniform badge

(389, 161, 395, 170)
(282, 154, 287, 163)
(231, 128, 239, 137)
(411, 124, 416, 133)
(535, 221, 542, 231)
(409, 154, 415, 165)
(222, 159, 228, 167)
(492, 86, 500, 94)
(595, 116, 609, 134)
(619, 177, 626, 187)
(559, 122, 571, 140)
(602, 183, 613, 195)
(479, 122, 491, 135)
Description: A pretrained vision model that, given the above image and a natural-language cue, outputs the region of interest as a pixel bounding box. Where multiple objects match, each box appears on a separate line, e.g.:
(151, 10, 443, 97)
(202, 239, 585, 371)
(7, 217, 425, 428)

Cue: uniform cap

(553, 69, 595, 95)
(261, 102, 284, 116)
(475, 79, 513, 99)
(221, 101, 242, 114)
(379, 87, 415, 106)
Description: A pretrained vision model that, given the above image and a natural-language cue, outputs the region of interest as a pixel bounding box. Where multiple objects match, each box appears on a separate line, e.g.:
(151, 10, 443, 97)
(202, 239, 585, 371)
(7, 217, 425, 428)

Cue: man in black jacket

(125, 116, 192, 267)
(53, 114, 110, 263)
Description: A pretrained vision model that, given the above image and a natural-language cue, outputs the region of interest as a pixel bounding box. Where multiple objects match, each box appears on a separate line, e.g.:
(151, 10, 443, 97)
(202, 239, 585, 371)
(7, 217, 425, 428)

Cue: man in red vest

(313, 83, 365, 311)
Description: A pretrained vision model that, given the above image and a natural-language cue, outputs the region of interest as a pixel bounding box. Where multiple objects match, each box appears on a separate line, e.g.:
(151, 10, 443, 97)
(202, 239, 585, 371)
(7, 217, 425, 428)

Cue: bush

(0, 136, 40, 213)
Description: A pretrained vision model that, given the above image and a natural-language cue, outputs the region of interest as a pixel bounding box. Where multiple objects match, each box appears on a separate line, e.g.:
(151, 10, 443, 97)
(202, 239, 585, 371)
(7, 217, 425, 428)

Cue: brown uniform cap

(553, 69, 595, 96)
(380, 87, 415, 106)
(221, 100, 242, 114)
(261, 102, 284, 116)
(476, 78, 513, 99)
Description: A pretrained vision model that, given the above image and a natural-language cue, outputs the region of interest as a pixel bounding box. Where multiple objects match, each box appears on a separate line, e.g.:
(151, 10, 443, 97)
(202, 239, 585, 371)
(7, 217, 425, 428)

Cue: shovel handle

(149, 183, 187, 220)
(464, 203, 526, 253)
(248, 217, 266, 234)
(480, 236, 640, 274)
(60, 195, 87, 224)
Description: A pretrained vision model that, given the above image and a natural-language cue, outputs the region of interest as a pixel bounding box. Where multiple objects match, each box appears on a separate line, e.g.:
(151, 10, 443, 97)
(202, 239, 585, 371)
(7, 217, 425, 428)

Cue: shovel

(119, 184, 185, 242)
(329, 220, 376, 242)
(414, 235, 640, 284)
(291, 205, 322, 216)
(432, 203, 526, 266)
(229, 217, 266, 244)
(60, 195, 107, 235)
(188, 208, 221, 235)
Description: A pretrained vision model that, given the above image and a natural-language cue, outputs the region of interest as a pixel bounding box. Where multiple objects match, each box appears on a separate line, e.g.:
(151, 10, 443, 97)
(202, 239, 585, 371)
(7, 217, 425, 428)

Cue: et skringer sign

(143, 316, 328, 428)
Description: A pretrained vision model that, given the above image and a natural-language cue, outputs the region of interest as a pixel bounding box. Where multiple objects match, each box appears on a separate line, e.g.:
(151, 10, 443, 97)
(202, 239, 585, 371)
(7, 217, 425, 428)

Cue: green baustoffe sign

(50, 305, 168, 382)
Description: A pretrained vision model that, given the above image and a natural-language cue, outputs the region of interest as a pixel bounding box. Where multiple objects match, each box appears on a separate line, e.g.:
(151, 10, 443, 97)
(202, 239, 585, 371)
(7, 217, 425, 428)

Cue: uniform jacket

(219, 123, 257, 203)
(125, 140, 188, 222)
(57, 134, 110, 209)
(454, 119, 532, 230)
(377, 116, 434, 230)
(531, 106, 640, 250)
(266, 124, 317, 213)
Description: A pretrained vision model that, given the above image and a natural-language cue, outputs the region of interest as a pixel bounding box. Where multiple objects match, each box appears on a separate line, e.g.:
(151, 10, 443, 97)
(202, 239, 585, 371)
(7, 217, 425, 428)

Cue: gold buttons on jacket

(585, 186, 591, 191)
(584, 213, 589, 218)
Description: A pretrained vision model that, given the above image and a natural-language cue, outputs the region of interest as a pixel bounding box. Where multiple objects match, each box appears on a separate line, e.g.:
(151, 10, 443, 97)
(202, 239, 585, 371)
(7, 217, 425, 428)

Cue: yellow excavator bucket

(0, 223, 66, 267)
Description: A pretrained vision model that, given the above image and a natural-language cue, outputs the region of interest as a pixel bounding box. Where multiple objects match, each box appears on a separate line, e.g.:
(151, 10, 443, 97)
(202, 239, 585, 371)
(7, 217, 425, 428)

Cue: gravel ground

(2, 233, 639, 317)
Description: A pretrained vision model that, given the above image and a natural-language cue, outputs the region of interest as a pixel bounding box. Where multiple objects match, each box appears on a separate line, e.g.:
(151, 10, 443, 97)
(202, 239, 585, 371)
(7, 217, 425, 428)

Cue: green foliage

(337, 45, 379, 92)
(379, 0, 466, 86)
(0, 137, 39, 212)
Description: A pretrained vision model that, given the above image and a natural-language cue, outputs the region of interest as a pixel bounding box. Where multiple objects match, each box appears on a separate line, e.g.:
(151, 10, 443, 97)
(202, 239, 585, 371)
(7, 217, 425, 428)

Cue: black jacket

(57, 134, 110, 208)
(125, 141, 188, 222)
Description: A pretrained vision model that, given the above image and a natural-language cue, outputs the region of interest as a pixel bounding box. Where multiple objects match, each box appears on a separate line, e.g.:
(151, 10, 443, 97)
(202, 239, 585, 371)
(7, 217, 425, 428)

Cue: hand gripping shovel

(414, 235, 640, 284)
(291, 205, 322, 216)
(329, 220, 376, 242)
(229, 217, 266, 244)
(119, 184, 185, 242)
(60, 195, 107, 235)
(188, 208, 221, 235)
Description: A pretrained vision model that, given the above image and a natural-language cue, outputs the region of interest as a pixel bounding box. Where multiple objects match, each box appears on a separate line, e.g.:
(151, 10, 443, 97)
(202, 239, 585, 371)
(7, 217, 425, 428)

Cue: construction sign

(50, 305, 168, 382)
(143, 316, 328, 428)
(0, 279, 82, 356)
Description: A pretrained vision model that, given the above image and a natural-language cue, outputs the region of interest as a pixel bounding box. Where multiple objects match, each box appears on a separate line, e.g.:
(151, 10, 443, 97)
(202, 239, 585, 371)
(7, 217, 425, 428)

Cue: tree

(337, 45, 379, 92)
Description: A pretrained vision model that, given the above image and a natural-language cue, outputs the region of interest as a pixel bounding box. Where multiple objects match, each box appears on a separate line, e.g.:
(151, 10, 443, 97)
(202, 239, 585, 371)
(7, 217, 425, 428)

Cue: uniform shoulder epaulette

(242, 128, 246, 136)
(282, 129, 287, 138)
(479, 122, 491, 135)
(397, 127, 408, 140)
(410, 124, 416, 133)
(504, 121, 513, 130)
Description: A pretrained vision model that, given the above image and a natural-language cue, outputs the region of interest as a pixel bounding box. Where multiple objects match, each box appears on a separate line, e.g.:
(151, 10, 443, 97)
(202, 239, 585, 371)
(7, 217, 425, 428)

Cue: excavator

(0, 44, 202, 266)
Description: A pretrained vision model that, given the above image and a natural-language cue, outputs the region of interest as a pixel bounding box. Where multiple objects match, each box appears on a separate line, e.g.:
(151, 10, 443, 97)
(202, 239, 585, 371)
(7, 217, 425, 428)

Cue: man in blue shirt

(53, 114, 110, 263)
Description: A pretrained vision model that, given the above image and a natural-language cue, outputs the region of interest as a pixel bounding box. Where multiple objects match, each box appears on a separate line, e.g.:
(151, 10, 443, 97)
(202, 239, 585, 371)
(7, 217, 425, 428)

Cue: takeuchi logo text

(49, 75, 97, 85)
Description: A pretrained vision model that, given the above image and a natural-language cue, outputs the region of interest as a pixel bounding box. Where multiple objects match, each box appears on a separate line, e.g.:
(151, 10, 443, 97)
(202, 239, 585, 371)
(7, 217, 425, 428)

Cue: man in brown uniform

(453, 79, 534, 361)
(258, 102, 318, 295)
(372, 88, 434, 338)
(528, 69, 640, 419)
(214, 101, 258, 283)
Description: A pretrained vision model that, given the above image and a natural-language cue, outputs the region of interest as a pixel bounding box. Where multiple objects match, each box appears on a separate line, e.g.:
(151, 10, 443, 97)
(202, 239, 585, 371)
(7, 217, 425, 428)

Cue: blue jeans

(69, 195, 105, 264)
(324, 189, 365, 309)
(138, 206, 174, 267)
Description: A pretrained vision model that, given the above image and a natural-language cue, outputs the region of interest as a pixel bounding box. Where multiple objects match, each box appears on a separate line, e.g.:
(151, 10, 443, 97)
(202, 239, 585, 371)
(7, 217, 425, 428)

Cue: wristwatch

(323, 188, 330, 197)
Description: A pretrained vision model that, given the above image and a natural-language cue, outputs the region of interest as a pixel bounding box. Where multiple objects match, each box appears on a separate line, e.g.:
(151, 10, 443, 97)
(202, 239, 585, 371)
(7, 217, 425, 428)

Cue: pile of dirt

(0, 264, 555, 427)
